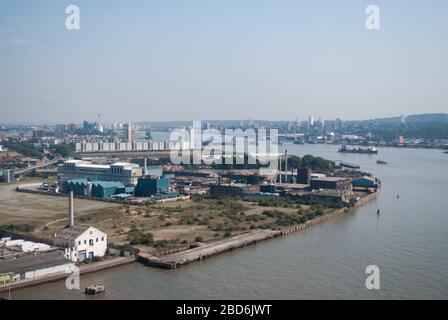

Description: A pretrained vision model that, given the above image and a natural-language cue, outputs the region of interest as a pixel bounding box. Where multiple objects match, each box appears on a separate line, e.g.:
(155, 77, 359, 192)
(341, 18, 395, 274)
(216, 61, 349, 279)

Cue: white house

(54, 225, 107, 262)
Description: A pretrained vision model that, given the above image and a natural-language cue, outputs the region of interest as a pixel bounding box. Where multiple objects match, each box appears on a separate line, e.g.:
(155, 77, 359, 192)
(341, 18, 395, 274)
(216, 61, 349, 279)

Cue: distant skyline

(3, 113, 445, 126)
(1, 0, 447, 123)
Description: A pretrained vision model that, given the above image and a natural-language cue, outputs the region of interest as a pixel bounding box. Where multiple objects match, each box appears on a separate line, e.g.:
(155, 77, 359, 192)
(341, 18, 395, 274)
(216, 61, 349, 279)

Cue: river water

(9, 144, 448, 299)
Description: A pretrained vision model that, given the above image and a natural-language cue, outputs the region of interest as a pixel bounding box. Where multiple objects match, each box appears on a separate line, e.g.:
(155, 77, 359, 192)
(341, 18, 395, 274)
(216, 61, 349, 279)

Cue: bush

(129, 231, 154, 246)
(1, 224, 36, 233)
(153, 240, 169, 249)
(194, 236, 203, 242)
(191, 195, 205, 202)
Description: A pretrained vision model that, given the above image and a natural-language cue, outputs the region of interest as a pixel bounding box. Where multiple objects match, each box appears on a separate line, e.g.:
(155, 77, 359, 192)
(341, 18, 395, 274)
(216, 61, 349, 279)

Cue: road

(14, 157, 61, 176)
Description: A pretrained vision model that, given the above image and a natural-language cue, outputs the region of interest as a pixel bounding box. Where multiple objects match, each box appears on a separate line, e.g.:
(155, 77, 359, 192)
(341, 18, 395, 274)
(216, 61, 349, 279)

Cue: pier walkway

(139, 230, 281, 269)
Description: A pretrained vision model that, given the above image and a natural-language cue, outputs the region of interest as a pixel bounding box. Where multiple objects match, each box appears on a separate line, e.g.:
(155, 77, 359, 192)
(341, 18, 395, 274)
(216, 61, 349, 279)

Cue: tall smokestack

(69, 190, 74, 227)
(284, 150, 288, 184)
(143, 157, 148, 177)
(278, 156, 282, 183)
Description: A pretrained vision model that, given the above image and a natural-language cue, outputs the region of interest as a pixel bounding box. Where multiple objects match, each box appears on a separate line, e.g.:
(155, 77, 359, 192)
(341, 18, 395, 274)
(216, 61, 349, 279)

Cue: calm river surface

(10, 144, 448, 299)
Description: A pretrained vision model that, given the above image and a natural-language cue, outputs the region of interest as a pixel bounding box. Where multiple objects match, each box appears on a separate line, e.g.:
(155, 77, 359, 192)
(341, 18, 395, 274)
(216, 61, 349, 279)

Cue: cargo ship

(338, 145, 378, 154)
(339, 161, 361, 169)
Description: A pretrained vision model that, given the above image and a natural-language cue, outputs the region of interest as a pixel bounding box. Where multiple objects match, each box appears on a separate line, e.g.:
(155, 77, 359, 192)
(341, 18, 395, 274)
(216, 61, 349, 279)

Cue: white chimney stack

(143, 157, 148, 177)
(69, 190, 74, 227)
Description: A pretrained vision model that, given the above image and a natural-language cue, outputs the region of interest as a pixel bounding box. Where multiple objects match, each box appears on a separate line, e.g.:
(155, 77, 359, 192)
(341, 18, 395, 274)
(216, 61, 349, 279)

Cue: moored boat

(338, 145, 378, 154)
(85, 284, 105, 295)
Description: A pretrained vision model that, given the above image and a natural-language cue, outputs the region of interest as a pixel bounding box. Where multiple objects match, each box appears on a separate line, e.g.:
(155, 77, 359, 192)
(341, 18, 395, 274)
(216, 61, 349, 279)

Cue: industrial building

(57, 159, 142, 186)
(0, 250, 75, 283)
(0, 237, 74, 284)
(134, 177, 170, 197)
(296, 168, 311, 184)
(54, 225, 108, 262)
(62, 179, 132, 199)
(0, 169, 15, 183)
(53, 191, 108, 262)
(352, 176, 380, 189)
(310, 177, 352, 194)
(302, 189, 350, 207)
(210, 183, 260, 197)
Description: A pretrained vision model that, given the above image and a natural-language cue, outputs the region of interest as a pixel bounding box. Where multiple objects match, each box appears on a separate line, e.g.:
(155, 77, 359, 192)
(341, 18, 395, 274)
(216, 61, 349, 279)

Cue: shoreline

(0, 256, 136, 294)
(0, 191, 378, 294)
(139, 191, 379, 269)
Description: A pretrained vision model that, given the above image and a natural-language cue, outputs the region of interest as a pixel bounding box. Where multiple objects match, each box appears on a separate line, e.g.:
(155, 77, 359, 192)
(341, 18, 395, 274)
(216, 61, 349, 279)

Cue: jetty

(139, 230, 281, 269)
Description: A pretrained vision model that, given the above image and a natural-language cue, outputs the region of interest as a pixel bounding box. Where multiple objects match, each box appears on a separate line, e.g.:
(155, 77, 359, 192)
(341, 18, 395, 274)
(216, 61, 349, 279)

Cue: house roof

(54, 225, 90, 241)
(0, 250, 72, 275)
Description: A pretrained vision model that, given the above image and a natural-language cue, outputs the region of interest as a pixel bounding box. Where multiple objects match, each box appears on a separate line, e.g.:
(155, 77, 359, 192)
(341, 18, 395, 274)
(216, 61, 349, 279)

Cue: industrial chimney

(278, 156, 282, 184)
(69, 190, 74, 227)
(143, 157, 148, 177)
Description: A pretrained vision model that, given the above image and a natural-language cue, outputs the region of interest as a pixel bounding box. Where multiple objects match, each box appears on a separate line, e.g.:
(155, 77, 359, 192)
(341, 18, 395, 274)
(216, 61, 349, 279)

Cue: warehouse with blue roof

(62, 179, 134, 199)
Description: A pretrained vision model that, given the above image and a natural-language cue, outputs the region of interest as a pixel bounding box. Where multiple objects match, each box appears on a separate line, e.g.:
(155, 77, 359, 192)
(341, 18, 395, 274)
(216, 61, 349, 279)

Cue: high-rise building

(55, 124, 67, 136)
(123, 122, 136, 142)
(335, 118, 344, 130)
(67, 124, 77, 134)
(33, 129, 46, 139)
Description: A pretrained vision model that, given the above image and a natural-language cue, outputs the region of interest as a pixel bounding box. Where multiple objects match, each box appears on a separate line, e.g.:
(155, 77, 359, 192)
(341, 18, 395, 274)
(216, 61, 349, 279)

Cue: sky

(0, 0, 447, 124)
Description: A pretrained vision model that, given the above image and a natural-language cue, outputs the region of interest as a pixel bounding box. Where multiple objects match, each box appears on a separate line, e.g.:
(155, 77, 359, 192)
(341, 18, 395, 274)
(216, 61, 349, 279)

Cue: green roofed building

(62, 179, 126, 199)
(63, 179, 89, 196)
(134, 177, 170, 197)
(91, 181, 125, 199)
(352, 176, 380, 188)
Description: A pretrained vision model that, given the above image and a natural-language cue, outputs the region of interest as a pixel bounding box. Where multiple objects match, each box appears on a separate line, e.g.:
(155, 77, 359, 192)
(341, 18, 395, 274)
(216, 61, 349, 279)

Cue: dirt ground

(0, 177, 318, 255)
(0, 178, 120, 232)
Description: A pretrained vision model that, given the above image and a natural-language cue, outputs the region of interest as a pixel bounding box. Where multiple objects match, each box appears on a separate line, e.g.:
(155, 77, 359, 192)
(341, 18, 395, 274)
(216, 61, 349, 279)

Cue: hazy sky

(1, 0, 447, 124)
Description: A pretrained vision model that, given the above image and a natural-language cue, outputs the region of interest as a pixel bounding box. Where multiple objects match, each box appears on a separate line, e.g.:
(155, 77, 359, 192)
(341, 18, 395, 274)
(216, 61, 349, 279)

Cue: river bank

(139, 191, 379, 269)
(8, 145, 448, 300)
(1, 191, 378, 296)
(0, 256, 136, 295)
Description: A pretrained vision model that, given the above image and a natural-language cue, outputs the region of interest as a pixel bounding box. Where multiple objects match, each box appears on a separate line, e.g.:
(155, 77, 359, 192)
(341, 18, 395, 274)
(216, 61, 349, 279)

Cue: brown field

(0, 178, 120, 234)
(0, 178, 327, 255)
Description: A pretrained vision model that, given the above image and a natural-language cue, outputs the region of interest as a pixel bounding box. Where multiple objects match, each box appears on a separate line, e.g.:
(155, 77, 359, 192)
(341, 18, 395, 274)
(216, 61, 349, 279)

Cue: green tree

(53, 143, 75, 157)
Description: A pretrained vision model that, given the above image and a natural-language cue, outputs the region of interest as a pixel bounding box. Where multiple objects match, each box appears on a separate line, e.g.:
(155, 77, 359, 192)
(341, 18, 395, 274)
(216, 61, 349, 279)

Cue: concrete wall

(23, 263, 74, 280)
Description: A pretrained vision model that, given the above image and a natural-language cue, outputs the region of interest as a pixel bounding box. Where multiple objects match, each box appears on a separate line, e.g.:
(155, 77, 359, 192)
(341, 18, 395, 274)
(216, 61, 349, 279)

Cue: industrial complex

(1, 122, 383, 295)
